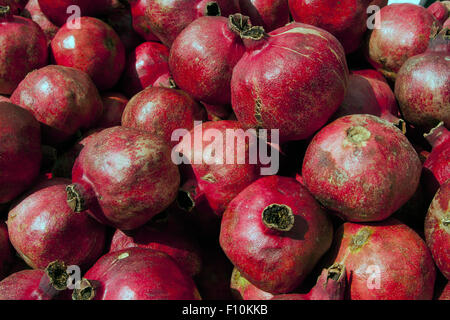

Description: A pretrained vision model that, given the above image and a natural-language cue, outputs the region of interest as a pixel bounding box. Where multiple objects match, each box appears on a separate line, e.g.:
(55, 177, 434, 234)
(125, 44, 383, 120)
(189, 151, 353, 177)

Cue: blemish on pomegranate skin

(117, 252, 129, 260)
(350, 228, 372, 252)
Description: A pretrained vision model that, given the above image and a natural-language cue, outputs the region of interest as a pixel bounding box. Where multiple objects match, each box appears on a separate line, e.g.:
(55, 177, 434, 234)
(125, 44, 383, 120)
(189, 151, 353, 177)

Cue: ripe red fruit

(145, 0, 240, 47)
(427, 1, 449, 24)
(231, 22, 348, 142)
(0, 102, 41, 204)
(366, 3, 440, 80)
(169, 15, 247, 106)
(0, 222, 13, 280)
(0, 0, 27, 14)
(230, 268, 274, 300)
(10, 65, 103, 145)
(0, 6, 48, 95)
(326, 219, 436, 300)
(220, 175, 333, 294)
(7, 184, 106, 269)
(439, 282, 450, 300)
(51, 17, 126, 91)
(271, 264, 346, 300)
(425, 180, 450, 280)
(97, 92, 128, 128)
(351, 69, 388, 83)
(129, 0, 161, 42)
(72, 248, 201, 300)
(121, 87, 205, 147)
(22, 0, 59, 44)
(289, 0, 372, 54)
(120, 42, 171, 97)
(68, 126, 180, 230)
(302, 114, 422, 222)
(238, 0, 289, 32)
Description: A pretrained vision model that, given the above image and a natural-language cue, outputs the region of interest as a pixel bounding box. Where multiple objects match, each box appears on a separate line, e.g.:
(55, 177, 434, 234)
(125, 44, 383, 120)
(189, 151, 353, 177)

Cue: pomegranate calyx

(205, 2, 221, 16)
(228, 14, 252, 35)
(177, 189, 196, 212)
(66, 184, 88, 212)
(72, 278, 95, 300)
(45, 261, 69, 291)
(327, 263, 344, 282)
(262, 204, 295, 232)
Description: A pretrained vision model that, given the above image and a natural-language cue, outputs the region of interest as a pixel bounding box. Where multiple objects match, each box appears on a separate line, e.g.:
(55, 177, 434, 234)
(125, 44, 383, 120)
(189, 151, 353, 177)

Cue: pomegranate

(68, 126, 180, 230)
(129, 0, 161, 42)
(22, 0, 59, 44)
(425, 180, 450, 280)
(97, 92, 128, 128)
(202, 102, 233, 121)
(0, 0, 27, 14)
(7, 184, 106, 269)
(0, 6, 48, 95)
(122, 87, 205, 147)
(51, 17, 125, 91)
(72, 248, 201, 300)
(0, 222, 13, 280)
(289, 0, 372, 54)
(238, 0, 290, 32)
(120, 42, 171, 97)
(0, 102, 41, 204)
(145, 0, 240, 47)
(366, 3, 440, 80)
(302, 114, 422, 222)
(10, 65, 103, 145)
(271, 264, 346, 300)
(230, 268, 274, 300)
(427, 1, 449, 24)
(219, 175, 333, 294)
(231, 22, 348, 142)
(326, 219, 436, 300)
(439, 282, 450, 300)
(351, 69, 388, 83)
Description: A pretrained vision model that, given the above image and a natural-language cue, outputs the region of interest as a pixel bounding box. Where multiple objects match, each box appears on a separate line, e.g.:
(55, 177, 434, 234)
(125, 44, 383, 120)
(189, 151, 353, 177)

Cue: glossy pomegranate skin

(75, 248, 201, 300)
(0, 0, 27, 14)
(326, 219, 436, 300)
(366, 3, 440, 80)
(0, 7, 48, 95)
(121, 87, 205, 147)
(0, 102, 41, 204)
(7, 184, 106, 270)
(22, 0, 59, 44)
(70, 126, 180, 231)
(0, 270, 57, 300)
(120, 42, 171, 98)
(425, 181, 450, 280)
(97, 92, 128, 128)
(302, 114, 422, 222)
(175, 120, 261, 217)
(289, 0, 372, 54)
(230, 268, 274, 300)
(169, 15, 246, 106)
(238, 0, 289, 32)
(231, 22, 348, 143)
(129, 0, 160, 42)
(146, 0, 240, 47)
(51, 17, 126, 91)
(10, 65, 103, 145)
(0, 222, 13, 280)
(220, 176, 333, 294)
(394, 51, 450, 131)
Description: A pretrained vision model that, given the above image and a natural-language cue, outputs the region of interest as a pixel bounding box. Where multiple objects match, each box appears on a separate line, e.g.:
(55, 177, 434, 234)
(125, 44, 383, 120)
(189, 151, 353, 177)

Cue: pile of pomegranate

(0, 0, 448, 301)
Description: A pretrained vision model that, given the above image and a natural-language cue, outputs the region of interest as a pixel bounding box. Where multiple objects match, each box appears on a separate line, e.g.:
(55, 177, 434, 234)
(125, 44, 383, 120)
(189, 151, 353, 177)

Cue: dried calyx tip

(177, 190, 195, 212)
(0, 5, 10, 15)
(66, 184, 87, 213)
(205, 2, 220, 16)
(262, 204, 295, 232)
(327, 264, 344, 281)
(45, 261, 69, 291)
(347, 126, 371, 144)
(72, 278, 95, 300)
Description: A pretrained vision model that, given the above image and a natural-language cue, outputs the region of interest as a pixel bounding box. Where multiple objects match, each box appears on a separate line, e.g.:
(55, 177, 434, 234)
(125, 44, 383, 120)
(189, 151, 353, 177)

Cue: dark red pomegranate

(68, 126, 180, 230)
(231, 22, 348, 142)
(0, 0, 27, 14)
(7, 184, 106, 269)
(129, 0, 161, 42)
(97, 92, 128, 128)
(351, 69, 388, 83)
(0, 5, 48, 95)
(11, 65, 103, 145)
(302, 114, 422, 222)
(366, 3, 440, 80)
(0, 222, 13, 280)
(120, 42, 171, 97)
(51, 17, 125, 91)
(169, 14, 248, 106)
(238, 0, 289, 32)
(72, 248, 201, 300)
(427, 1, 449, 24)
(425, 180, 450, 280)
(439, 282, 450, 300)
(271, 264, 346, 300)
(220, 175, 333, 294)
(230, 268, 274, 300)
(121, 87, 205, 147)
(326, 219, 436, 300)
(0, 102, 41, 204)
(22, 0, 59, 44)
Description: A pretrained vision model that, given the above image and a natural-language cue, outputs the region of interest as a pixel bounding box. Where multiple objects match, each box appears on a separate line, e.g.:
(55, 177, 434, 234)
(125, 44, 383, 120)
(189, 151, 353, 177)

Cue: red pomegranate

(220, 175, 333, 294)
(326, 219, 436, 300)
(289, 0, 373, 54)
(231, 22, 348, 142)
(68, 126, 180, 230)
(302, 114, 422, 222)
(97, 92, 128, 128)
(121, 87, 205, 147)
(145, 0, 240, 47)
(0, 5, 48, 95)
(425, 180, 450, 280)
(238, 0, 289, 32)
(351, 69, 388, 83)
(129, 0, 161, 42)
(427, 1, 449, 24)
(439, 282, 450, 300)
(0, 102, 41, 204)
(7, 184, 106, 270)
(120, 42, 171, 97)
(0, 0, 27, 14)
(366, 3, 440, 80)
(230, 268, 274, 300)
(22, 0, 59, 44)
(10, 65, 103, 145)
(51, 17, 125, 91)
(72, 248, 201, 300)
(271, 264, 346, 300)
(0, 222, 13, 280)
